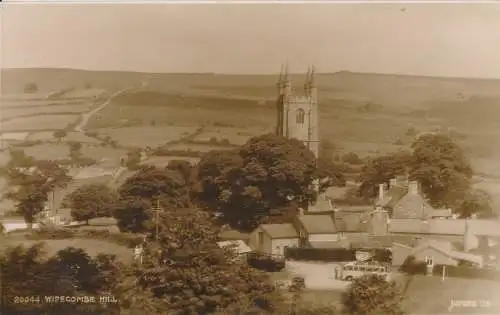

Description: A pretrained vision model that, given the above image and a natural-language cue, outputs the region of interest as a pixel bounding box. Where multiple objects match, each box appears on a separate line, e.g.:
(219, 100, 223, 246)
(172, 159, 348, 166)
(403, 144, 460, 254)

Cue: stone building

(275, 63, 319, 158)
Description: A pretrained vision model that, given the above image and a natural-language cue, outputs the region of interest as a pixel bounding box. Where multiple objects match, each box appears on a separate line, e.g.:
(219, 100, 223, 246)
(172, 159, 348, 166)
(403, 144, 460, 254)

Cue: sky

(2, 2, 500, 78)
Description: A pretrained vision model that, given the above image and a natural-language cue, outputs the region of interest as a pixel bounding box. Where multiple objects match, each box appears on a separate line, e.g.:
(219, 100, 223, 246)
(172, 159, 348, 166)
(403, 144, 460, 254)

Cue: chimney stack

(378, 184, 385, 201)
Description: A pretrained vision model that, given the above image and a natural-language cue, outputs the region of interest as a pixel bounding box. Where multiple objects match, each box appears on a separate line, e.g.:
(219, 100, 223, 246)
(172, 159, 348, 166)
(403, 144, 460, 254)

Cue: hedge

(26, 227, 143, 247)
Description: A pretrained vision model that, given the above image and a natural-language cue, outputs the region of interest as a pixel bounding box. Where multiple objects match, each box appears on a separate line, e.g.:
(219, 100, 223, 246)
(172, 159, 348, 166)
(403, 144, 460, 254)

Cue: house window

(296, 109, 305, 124)
(424, 256, 434, 266)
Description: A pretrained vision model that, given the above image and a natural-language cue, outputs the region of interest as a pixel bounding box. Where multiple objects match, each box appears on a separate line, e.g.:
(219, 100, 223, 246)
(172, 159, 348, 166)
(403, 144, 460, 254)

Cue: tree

(341, 274, 405, 315)
(358, 151, 413, 199)
(196, 134, 318, 231)
(410, 133, 472, 209)
(456, 188, 494, 218)
(53, 129, 67, 142)
(6, 148, 36, 169)
(315, 157, 346, 193)
(6, 160, 71, 230)
(125, 149, 142, 170)
(114, 166, 191, 233)
(67, 183, 118, 223)
(68, 141, 83, 162)
(1, 243, 123, 315)
(342, 152, 363, 165)
(131, 208, 283, 314)
(24, 82, 38, 93)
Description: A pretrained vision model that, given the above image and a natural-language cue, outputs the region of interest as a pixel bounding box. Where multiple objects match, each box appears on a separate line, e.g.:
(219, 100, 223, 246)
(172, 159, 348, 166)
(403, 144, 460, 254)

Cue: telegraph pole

(152, 199, 162, 242)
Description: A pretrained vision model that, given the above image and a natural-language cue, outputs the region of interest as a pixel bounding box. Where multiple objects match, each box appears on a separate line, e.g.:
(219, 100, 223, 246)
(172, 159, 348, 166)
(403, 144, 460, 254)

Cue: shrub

(342, 152, 363, 165)
(24, 83, 38, 94)
(399, 255, 427, 275)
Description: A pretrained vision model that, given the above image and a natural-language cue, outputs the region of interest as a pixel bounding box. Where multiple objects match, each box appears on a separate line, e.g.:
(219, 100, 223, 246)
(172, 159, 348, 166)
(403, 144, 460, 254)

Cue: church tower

(276, 63, 319, 158)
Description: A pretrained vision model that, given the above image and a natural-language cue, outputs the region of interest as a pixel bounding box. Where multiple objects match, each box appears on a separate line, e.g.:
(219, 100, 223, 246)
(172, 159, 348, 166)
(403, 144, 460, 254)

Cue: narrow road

(74, 89, 130, 132)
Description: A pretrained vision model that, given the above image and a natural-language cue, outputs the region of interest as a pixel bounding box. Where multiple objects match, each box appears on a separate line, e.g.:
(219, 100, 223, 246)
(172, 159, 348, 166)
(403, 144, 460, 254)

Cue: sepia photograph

(1, 2, 500, 314)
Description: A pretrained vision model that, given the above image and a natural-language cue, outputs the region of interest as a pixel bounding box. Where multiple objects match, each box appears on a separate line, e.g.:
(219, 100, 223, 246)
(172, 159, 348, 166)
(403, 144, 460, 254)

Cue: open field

(96, 125, 197, 148)
(166, 142, 235, 153)
(3, 68, 500, 179)
(0, 238, 133, 262)
(59, 88, 106, 99)
(192, 126, 271, 145)
(1, 114, 78, 132)
(0, 132, 30, 141)
(1, 103, 93, 121)
(24, 130, 102, 144)
(141, 156, 201, 169)
(401, 275, 500, 314)
(23, 143, 70, 160)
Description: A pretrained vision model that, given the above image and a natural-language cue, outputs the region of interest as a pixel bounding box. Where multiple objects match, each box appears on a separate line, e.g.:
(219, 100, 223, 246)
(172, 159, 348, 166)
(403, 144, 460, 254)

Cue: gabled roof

(411, 240, 483, 266)
(388, 219, 466, 235)
(298, 214, 336, 234)
(334, 211, 369, 232)
(217, 240, 252, 254)
(308, 194, 334, 213)
(466, 219, 500, 237)
(259, 223, 298, 239)
(219, 229, 250, 241)
(377, 186, 407, 208)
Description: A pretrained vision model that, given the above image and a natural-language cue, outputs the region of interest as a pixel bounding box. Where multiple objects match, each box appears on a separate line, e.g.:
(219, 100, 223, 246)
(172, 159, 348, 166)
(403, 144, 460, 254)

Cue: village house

(392, 239, 484, 273)
(248, 223, 299, 257)
(377, 176, 453, 220)
(293, 212, 338, 248)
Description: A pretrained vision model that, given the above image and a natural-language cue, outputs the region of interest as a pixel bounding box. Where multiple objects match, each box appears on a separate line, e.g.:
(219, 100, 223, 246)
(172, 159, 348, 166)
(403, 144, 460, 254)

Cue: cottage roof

(260, 223, 298, 239)
(388, 219, 466, 235)
(411, 239, 483, 266)
(466, 219, 500, 237)
(334, 212, 369, 232)
(219, 229, 250, 241)
(298, 214, 336, 234)
(217, 240, 252, 254)
(308, 194, 333, 213)
(377, 186, 407, 208)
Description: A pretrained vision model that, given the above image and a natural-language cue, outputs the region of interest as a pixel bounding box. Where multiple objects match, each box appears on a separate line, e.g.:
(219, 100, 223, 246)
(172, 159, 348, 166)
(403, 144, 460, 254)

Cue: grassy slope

(4, 68, 500, 195)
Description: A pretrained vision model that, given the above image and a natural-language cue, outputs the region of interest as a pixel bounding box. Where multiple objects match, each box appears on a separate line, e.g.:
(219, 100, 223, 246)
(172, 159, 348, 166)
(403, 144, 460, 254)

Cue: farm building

(248, 223, 299, 257)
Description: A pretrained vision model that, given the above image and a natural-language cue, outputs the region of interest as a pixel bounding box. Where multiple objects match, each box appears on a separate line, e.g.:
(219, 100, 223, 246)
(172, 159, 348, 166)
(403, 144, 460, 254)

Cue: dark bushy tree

(196, 134, 318, 231)
(67, 183, 118, 223)
(358, 151, 413, 199)
(132, 208, 283, 314)
(114, 166, 191, 233)
(341, 274, 405, 315)
(1, 243, 123, 315)
(6, 160, 71, 230)
(410, 133, 472, 209)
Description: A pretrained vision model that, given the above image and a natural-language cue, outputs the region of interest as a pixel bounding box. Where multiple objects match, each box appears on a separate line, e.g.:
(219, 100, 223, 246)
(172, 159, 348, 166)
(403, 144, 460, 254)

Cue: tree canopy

(67, 183, 118, 223)
(410, 133, 472, 209)
(130, 208, 283, 315)
(196, 134, 321, 231)
(114, 166, 191, 233)
(6, 160, 71, 229)
(1, 242, 123, 315)
(341, 274, 405, 315)
(358, 133, 477, 215)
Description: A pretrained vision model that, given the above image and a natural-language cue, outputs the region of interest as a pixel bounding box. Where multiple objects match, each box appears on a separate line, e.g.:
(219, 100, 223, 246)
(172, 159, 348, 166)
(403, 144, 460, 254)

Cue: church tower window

(296, 108, 305, 124)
